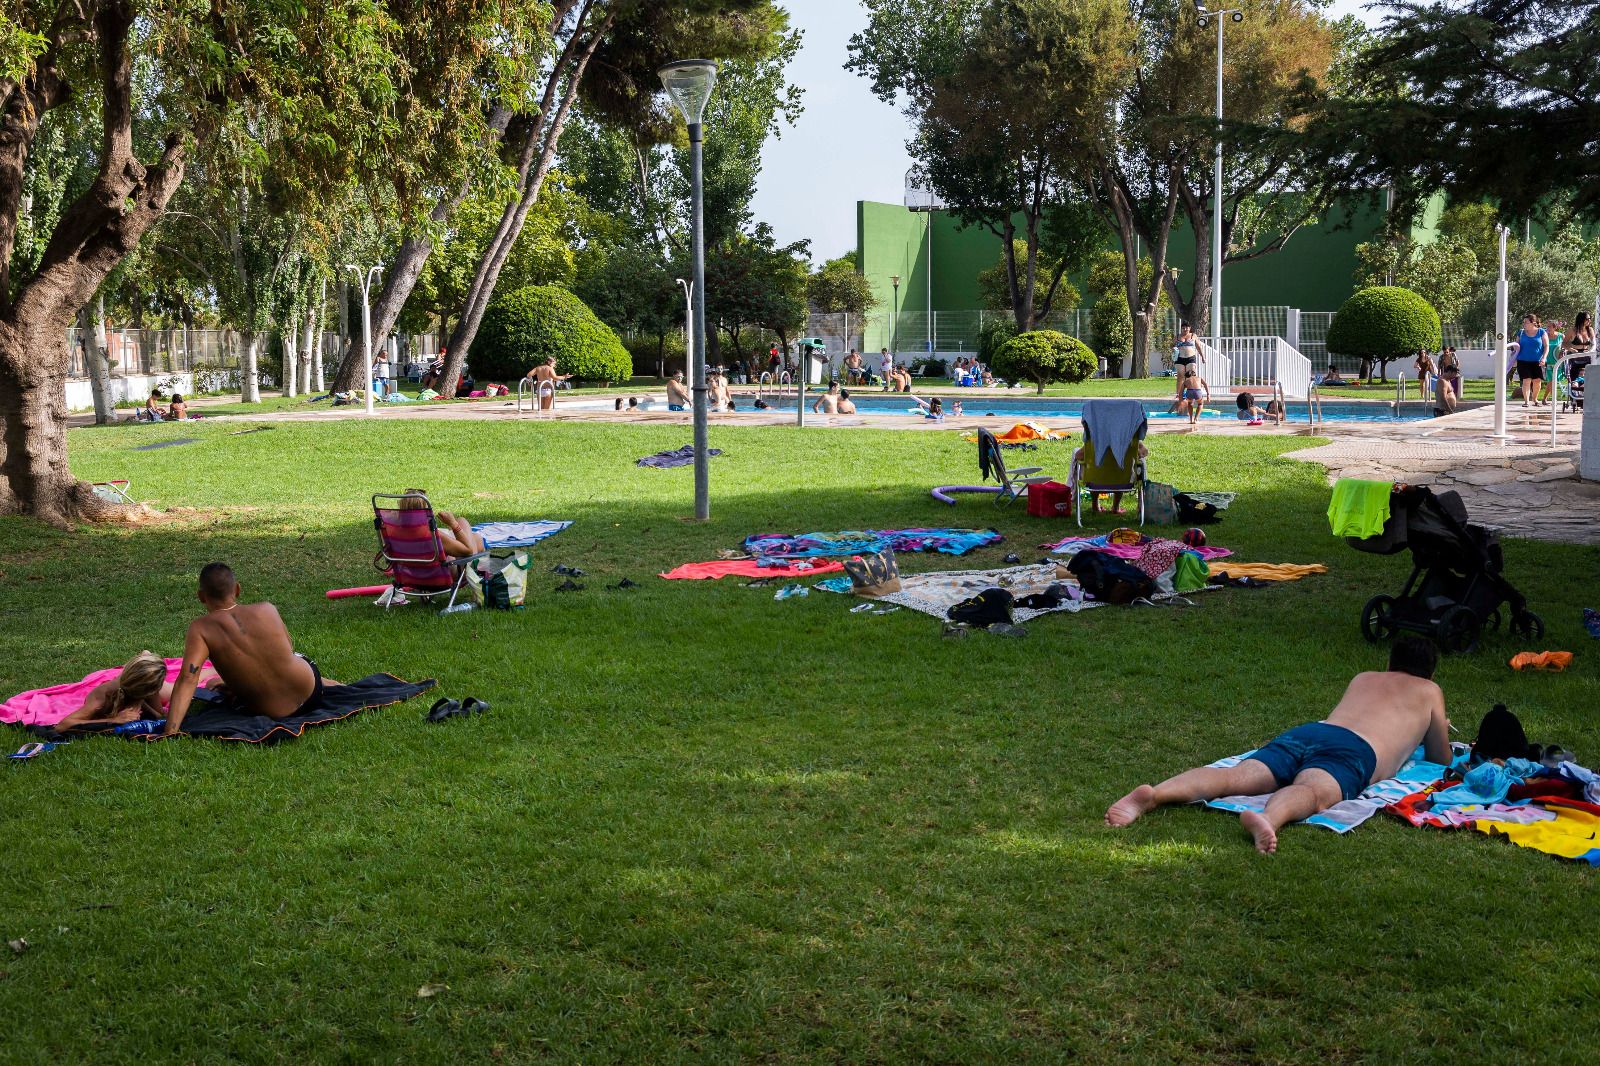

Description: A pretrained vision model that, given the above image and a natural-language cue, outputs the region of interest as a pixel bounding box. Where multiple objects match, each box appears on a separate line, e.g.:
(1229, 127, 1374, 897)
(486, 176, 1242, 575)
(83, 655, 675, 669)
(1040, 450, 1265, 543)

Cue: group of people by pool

(1508, 310, 1592, 408)
(135, 389, 190, 421)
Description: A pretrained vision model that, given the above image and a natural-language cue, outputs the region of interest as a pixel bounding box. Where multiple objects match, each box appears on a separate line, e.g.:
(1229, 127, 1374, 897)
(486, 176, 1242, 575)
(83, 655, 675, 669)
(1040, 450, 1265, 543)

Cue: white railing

(1214, 335, 1312, 400)
(1197, 339, 1232, 394)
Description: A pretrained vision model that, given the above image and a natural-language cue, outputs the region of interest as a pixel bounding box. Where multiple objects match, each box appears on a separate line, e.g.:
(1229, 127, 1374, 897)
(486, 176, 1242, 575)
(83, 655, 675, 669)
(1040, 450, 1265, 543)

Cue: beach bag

(1173, 551, 1209, 594)
(1144, 480, 1178, 525)
(1026, 480, 1073, 518)
(1066, 551, 1155, 605)
(468, 550, 532, 610)
(948, 587, 1015, 627)
(843, 549, 901, 597)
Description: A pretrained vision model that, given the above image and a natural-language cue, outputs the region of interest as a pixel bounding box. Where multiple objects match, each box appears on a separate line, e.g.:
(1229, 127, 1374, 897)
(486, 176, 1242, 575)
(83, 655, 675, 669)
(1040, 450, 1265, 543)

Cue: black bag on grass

(948, 588, 1014, 627)
(1066, 551, 1155, 605)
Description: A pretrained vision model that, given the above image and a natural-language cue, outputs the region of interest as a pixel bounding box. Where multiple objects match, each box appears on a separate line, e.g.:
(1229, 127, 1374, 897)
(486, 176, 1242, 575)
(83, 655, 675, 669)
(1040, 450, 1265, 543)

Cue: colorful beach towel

(1202, 746, 1454, 833)
(1388, 770, 1600, 865)
(743, 528, 1003, 559)
(471, 520, 572, 549)
(1044, 533, 1232, 563)
(2, 658, 207, 729)
(638, 444, 722, 469)
(659, 559, 847, 581)
(868, 563, 1214, 622)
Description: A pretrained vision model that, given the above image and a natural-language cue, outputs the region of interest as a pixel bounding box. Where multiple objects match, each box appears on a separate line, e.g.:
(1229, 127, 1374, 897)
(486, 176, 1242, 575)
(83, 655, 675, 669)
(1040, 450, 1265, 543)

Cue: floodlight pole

(1198, 5, 1241, 372)
(891, 275, 901, 362)
(346, 263, 381, 417)
(1493, 224, 1509, 441)
(689, 123, 710, 519)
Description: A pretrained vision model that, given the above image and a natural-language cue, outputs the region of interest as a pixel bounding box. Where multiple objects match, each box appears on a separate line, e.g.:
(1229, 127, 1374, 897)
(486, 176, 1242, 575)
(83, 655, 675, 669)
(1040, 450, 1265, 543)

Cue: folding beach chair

(371, 493, 489, 611)
(91, 479, 134, 504)
(977, 427, 1054, 506)
(1068, 399, 1148, 527)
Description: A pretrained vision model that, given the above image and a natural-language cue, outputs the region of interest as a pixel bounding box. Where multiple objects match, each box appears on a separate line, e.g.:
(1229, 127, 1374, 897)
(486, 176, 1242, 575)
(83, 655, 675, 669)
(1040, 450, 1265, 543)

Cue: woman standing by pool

(1171, 323, 1202, 403)
(1538, 320, 1566, 406)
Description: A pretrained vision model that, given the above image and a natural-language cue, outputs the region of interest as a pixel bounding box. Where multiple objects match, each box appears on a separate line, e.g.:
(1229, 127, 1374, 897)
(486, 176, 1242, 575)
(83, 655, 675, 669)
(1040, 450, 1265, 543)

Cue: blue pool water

(768, 395, 1435, 424)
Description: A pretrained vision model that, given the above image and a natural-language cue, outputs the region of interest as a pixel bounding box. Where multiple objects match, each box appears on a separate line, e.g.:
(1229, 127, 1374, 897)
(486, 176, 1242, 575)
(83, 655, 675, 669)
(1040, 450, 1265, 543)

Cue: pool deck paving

(84, 387, 1600, 545)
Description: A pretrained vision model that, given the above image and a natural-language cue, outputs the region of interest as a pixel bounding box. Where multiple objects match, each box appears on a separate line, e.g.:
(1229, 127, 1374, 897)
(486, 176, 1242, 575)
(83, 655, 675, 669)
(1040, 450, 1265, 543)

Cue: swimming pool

(764, 395, 1439, 424)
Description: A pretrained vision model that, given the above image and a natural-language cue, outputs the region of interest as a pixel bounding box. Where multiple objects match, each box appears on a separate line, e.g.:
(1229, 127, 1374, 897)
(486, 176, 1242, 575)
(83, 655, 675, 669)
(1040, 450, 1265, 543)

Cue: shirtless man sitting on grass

(161, 563, 339, 737)
(1105, 637, 1451, 853)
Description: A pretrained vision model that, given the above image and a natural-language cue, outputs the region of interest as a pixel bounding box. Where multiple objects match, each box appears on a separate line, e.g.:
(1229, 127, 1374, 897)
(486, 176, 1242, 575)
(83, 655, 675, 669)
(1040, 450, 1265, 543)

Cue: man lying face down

(1106, 637, 1451, 853)
(161, 563, 340, 737)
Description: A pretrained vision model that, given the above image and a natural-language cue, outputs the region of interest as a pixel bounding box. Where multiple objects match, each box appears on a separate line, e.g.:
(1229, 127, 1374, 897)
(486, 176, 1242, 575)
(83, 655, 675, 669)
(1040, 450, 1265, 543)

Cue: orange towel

(1509, 651, 1574, 672)
(1209, 562, 1329, 582)
(962, 422, 1068, 443)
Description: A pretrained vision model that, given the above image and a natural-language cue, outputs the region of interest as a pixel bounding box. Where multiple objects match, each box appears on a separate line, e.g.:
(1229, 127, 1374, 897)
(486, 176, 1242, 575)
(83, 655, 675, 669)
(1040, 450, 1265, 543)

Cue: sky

(750, 0, 1378, 263)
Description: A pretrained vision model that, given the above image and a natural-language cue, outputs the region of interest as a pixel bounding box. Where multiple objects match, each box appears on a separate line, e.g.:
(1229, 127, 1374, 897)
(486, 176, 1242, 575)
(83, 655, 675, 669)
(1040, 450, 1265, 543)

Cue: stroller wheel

(1484, 607, 1502, 632)
(1361, 595, 1398, 643)
(1437, 606, 1481, 655)
(1511, 610, 1545, 640)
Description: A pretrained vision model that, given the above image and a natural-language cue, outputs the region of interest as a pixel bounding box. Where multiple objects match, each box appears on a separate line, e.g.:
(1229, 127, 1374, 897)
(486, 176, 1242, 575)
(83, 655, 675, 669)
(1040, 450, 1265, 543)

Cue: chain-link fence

(1297, 313, 1491, 373)
(63, 328, 452, 384)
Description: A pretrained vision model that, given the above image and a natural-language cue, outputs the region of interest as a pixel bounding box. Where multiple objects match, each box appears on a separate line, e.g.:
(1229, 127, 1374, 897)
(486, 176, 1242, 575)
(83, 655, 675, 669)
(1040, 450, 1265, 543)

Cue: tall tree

(0, 0, 437, 522)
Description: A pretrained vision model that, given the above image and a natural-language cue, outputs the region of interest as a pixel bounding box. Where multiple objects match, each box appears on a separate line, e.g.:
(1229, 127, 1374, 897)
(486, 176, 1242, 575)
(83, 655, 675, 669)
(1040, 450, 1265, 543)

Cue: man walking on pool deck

(161, 563, 340, 736)
(1105, 637, 1451, 852)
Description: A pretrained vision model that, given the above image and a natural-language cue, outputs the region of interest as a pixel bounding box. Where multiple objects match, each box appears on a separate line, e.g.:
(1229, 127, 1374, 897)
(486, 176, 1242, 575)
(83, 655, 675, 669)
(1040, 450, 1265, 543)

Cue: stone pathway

(1282, 438, 1600, 545)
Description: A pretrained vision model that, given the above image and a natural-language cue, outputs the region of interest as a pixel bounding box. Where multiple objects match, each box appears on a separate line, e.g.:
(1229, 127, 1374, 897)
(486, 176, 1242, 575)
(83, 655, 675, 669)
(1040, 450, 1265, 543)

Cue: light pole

(1196, 4, 1243, 367)
(659, 60, 718, 521)
(890, 275, 901, 363)
(345, 263, 381, 416)
(675, 278, 693, 381)
(1492, 223, 1510, 441)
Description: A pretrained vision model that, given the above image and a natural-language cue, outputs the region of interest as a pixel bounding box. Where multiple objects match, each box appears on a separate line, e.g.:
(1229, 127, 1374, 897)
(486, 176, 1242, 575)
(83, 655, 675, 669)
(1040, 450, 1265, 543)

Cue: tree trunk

(241, 334, 261, 403)
(0, 330, 111, 521)
(282, 327, 298, 398)
(300, 304, 315, 394)
(79, 304, 113, 423)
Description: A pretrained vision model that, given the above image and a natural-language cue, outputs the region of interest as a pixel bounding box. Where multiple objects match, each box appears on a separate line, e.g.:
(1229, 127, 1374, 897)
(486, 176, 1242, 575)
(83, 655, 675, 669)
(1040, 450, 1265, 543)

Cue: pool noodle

(326, 585, 390, 600)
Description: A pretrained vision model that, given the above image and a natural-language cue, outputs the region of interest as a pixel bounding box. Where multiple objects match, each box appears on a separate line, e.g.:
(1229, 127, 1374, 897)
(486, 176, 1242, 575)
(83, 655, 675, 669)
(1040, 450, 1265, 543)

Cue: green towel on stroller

(1328, 479, 1392, 539)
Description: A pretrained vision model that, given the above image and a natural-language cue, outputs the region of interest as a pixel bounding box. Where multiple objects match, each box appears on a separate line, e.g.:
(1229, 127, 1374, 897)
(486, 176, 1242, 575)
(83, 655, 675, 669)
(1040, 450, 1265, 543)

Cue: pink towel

(1, 658, 195, 728)
(659, 559, 848, 581)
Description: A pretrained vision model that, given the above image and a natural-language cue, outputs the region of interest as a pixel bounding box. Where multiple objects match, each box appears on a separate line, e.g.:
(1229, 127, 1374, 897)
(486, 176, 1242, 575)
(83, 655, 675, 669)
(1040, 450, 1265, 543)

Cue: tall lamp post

(890, 275, 901, 364)
(1492, 223, 1510, 441)
(1196, 4, 1243, 366)
(659, 59, 719, 521)
(345, 262, 381, 417)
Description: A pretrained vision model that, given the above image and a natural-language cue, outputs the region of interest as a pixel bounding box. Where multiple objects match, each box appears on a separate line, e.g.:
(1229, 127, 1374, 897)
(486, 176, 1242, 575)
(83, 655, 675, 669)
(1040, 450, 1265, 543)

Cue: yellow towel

(1210, 562, 1329, 582)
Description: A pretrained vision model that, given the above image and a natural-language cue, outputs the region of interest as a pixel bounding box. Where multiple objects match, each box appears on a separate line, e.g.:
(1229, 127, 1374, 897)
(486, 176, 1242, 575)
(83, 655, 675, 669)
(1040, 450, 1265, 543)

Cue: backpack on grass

(1066, 551, 1156, 605)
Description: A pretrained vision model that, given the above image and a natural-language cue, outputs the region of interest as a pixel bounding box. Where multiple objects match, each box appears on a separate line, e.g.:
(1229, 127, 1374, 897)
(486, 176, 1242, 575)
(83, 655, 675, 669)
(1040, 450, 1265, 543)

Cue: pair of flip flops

(426, 697, 490, 723)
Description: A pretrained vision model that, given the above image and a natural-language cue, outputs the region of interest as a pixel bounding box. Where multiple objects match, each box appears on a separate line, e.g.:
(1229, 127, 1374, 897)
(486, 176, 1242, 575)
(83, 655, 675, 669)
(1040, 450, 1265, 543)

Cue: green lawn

(3, 419, 1597, 1062)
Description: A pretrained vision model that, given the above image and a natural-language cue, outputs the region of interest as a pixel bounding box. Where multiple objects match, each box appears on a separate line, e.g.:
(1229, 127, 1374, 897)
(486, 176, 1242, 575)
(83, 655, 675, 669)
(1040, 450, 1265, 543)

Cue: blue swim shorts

(1248, 722, 1377, 801)
(668, 404, 686, 412)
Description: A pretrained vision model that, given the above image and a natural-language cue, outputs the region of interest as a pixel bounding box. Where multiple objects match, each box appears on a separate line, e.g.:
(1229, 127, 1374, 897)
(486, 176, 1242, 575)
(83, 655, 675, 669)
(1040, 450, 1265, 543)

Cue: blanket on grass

(2, 658, 204, 728)
(471, 520, 572, 549)
(638, 444, 722, 469)
(49, 674, 436, 744)
(1202, 745, 1452, 833)
(869, 563, 1215, 623)
(1043, 532, 1232, 563)
(659, 559, 847, 581)
(1387, 767, 1600, 865)
(743, 528, 1003, 559)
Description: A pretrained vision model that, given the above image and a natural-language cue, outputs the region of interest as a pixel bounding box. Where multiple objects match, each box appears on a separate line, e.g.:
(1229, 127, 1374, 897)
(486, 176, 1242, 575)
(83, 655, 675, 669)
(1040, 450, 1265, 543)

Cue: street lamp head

(1230, 10, 1243, 21)
(657, 60, 718, 126)
(1197, 15, 1209, 28)
(890, 275, 901, 288)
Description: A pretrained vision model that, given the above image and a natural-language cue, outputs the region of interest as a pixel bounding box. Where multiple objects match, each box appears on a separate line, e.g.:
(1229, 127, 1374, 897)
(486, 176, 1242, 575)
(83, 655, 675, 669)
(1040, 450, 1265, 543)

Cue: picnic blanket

(743, 528, 1004, 559)
(1388, 764, 1600, 865)
(869, 563, 1214, 622)
(1044, 532, 1232, 563)
(471, 520, 572, 549)
(659, 559, 847, 581)
(2, 658, 207, 729)
(52, 674, 437, 744)
(1202, 745, 1454, 832)
(638, 444, 722, 469)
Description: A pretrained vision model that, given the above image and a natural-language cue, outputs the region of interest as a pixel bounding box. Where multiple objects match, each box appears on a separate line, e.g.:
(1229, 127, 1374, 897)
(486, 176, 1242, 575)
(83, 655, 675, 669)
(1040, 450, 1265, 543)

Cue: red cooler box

(1027, 480, 1073, 518)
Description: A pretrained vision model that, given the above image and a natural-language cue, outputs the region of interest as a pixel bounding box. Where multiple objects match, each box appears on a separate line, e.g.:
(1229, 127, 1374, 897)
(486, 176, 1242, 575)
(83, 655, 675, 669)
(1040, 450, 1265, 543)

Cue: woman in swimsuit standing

(1171, 323, 1201, 405)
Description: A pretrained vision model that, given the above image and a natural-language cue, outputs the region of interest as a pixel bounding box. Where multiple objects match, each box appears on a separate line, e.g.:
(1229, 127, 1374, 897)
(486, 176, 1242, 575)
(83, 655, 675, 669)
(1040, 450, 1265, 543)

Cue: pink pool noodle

(326, 585, 390, 600)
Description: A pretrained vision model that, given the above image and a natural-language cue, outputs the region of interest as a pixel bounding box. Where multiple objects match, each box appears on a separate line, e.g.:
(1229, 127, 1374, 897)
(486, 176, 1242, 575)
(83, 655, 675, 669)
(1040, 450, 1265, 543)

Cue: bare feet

(1240, 811, 1278, 854)
(1105, 784, 1158, 827)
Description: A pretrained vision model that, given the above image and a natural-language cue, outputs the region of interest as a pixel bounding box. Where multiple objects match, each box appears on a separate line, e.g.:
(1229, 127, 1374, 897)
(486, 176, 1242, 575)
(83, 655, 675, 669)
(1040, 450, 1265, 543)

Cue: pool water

(765, 395, 1436, 424)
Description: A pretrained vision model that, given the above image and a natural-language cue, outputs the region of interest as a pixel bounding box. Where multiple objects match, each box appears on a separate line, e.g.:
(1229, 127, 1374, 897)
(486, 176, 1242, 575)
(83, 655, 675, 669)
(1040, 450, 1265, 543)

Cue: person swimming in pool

(1105, 637, 1451, 853)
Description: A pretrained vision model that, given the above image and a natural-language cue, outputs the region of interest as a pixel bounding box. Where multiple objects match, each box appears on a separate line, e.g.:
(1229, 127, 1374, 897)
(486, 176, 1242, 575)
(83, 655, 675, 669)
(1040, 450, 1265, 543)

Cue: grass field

(3, 417, 1597, 1062)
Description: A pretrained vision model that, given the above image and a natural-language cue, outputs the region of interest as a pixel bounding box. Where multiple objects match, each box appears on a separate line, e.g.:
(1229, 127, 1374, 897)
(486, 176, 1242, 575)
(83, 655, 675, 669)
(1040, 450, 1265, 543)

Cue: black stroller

(1348, 485, 1542, 654)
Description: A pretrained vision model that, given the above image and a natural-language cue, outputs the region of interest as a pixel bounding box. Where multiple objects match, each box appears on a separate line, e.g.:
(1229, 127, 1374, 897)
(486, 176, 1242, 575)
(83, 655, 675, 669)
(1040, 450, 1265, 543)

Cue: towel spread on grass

(471, 520, 572, 548)
(2, 658, 208, 728)
(1328, 479, 1393, 538)
(50, 675, 437, 744)
(638, 444, 723, 469)
(743, 529, 1004, 559)
(1208, 562, 1329, 582)
(1201, 746, 1452, 833)
(1387, 763, 1600, 864)
(868, 563, 1215, 622)
(1044, 533, 1232, 563)
(960, 422, 1068, 443)
(659, 559, 847, 581)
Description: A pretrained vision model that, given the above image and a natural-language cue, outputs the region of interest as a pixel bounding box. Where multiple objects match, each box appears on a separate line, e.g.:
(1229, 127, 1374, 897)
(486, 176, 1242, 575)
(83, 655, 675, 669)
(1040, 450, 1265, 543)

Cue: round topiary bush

(990, 329, 1097, 394)
(1327, 286, 1442, 380)
(474, 284, 632, 385)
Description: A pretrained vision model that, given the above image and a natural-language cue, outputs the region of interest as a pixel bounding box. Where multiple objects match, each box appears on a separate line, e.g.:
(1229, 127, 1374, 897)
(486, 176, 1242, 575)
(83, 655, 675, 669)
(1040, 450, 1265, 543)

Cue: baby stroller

(1348, 485, 1542, 654)
(1560, 355, 1588, 413)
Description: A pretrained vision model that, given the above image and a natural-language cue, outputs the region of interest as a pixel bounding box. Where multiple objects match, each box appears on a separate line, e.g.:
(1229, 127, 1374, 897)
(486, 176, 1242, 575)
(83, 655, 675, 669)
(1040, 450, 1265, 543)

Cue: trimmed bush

(474, 285, 632, 385)
(1089, 294, 1133, 376)
(990, 329, 1097, 394)
(1327, 286, 1442, 368)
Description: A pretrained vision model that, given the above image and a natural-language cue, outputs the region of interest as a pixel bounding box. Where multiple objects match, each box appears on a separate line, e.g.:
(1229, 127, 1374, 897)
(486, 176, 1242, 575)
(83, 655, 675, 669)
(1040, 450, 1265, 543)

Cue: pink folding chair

(371, 493, 487, 610)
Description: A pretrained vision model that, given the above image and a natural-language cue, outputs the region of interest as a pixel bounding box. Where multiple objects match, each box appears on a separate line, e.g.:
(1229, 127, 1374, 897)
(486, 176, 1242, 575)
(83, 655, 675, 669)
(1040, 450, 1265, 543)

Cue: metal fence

(1296, 312, 1489, 373)
(63, 328, 450, 386)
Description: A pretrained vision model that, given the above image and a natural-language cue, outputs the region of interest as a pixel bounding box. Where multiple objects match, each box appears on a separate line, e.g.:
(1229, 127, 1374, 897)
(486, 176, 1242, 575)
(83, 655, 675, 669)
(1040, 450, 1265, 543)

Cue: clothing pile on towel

(637, 444, 722, 469)
(1387, 757, 1600, 864)
(659, 559, 847, 581)
(1043, 530, 1228, 595)
(866, 562, 1213, 622)
(471, 520, 572, 549)
(1202, 746, 1455, 832)
(960, 422, 1068, 444)
(743, 528, 1003, 559)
